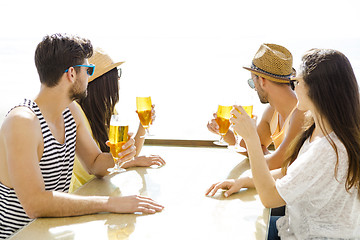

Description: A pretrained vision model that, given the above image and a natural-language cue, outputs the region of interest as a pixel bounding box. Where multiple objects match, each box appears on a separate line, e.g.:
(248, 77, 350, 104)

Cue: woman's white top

(275, 132, 360, 239)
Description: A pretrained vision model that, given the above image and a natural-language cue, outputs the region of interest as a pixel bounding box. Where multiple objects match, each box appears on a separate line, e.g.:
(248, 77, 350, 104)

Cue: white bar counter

(10, 145, 269, 240)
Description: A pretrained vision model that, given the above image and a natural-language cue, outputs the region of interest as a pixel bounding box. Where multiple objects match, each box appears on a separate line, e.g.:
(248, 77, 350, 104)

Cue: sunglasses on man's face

(64, 64, 95, 76)
(290, 79, 299, 91)
(248, 78, 255, 89)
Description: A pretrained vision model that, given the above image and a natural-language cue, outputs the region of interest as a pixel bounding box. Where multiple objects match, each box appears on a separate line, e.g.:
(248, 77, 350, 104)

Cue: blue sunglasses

(64, 64, 95, 76)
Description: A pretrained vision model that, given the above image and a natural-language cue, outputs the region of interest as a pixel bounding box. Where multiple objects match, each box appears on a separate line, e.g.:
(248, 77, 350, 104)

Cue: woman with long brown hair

(207, 49, 360, 239)
(69, 48, 165, 193)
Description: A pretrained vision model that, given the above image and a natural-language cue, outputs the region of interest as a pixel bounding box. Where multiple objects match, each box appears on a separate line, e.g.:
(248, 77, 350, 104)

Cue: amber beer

(216, 105, 232, 134)
(214, 105, 232, 145)
(242, 105, 253, 118)
(137, 109, 152, 128)
(136, 96, 152, 132)
(216, 116, 230, 135)
(232, 105, 253, 126)
(109, 124, 129, 162)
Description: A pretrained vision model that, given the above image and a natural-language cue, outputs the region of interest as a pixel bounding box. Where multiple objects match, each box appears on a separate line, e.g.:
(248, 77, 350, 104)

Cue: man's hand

(207, 113, 220, 135)
(108, 195, 164, 214)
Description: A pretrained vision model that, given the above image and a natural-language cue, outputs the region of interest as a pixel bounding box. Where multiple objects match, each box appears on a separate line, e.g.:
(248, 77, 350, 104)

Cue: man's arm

(208, 106, 276, 148)
(3, 108, 162, 219)
(265, 108, 305, 169)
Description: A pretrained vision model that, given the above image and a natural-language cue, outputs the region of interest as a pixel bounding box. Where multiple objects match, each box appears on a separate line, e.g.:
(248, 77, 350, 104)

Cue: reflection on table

(10, 145, 269, 240)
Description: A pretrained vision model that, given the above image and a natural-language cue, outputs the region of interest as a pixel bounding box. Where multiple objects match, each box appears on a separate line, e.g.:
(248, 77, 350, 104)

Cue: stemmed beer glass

(136, 96, 153, 137)
(107, 115, 129, 174)
(213, 105, 232, 146)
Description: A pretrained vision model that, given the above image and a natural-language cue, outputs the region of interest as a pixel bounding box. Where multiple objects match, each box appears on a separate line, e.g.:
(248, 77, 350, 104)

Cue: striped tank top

(0, 99, 76, 239)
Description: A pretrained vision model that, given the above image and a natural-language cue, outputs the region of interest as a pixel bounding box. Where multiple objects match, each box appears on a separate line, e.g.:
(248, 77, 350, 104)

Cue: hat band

(251, 63, 292, 80)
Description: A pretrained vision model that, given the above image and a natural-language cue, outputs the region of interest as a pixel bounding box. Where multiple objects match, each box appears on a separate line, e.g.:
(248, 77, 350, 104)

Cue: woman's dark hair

(35, 33, 93, 87)
(77, 68, 119, 152)
(283, 49, 360, 196)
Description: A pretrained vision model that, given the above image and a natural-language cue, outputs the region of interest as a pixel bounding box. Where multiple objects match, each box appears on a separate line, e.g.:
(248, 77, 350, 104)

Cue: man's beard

(256, 85, 269, 104)
(258, 91, 269, 104)
(70, 89, 87, 101)
(69, 78, 88, 101)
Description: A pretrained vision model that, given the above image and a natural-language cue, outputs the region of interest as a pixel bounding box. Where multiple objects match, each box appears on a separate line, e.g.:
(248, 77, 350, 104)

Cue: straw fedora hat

(88, 47, 124, 83)
(243, 43, 295, 83)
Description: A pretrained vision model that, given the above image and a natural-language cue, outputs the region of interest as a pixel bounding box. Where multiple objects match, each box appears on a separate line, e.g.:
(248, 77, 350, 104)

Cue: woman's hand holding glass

(230, 105, 257, 141)
(106, 132, 137, 174)
(114, 135, 137, 162)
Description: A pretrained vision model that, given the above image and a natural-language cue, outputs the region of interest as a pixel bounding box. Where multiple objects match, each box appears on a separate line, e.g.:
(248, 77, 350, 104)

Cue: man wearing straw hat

(208, 43, 305, 170)
(0, 33, 163, 238)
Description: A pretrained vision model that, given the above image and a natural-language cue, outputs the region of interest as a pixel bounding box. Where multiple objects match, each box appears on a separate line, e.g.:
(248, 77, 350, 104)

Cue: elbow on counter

(20, 192, 55, 219)
(23, 203, 44, 219)
(260, 197, 285, 209)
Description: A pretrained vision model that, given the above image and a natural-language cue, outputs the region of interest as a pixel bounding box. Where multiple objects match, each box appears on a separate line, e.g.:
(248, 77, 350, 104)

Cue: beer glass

(213, 105, 232, 146)
(107, 115, 129, 174)
(136, 96, 153, 136)
(230, 105, 253, 152)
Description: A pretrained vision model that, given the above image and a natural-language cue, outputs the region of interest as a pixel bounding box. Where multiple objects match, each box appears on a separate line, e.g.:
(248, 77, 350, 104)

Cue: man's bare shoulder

(1, 107, 39, 132)
(260, 105, 276, 123)
(0, 106, 42, 153)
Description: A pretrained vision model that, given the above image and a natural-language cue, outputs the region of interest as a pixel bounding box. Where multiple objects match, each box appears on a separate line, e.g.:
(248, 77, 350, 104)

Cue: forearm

(239, 168, 283, 189)
(26, 191, 110, 218)
(224, 130, 236, 145)
(265, 150, 285, 170)
(134, 123, 145, 156)
(244, 135, 280, 208)
(89, 152, 114, 178)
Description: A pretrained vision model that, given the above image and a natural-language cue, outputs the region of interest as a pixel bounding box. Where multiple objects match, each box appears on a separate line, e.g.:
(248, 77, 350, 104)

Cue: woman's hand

(205, 179, 245, 198)
(230, 105, 257, 140)
(150, 104, 156, 125)
(106, 132, 137, 163)
(131, 155, 166, 168)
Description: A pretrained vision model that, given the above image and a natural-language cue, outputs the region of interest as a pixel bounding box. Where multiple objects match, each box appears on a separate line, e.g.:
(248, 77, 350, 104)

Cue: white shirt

(275, 132, 360, 239)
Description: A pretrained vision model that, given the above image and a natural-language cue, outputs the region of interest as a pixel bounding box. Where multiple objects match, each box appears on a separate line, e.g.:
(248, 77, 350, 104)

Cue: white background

(0, 0, 359, 140)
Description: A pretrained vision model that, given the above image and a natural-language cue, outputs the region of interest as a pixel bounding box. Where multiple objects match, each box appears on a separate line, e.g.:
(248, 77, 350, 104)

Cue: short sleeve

(276, 138, 338, 204)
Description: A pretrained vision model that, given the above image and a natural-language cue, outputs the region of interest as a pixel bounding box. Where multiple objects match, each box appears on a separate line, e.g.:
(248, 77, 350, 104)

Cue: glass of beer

(107, 115, 129, 174)
(230, 105, 253, 152)
(213, 105, 232, 146)
(136, 96, 153, 136)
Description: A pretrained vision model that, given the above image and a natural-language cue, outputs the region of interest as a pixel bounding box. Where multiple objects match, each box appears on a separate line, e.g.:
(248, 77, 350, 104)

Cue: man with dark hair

(0, 33, 163, 239)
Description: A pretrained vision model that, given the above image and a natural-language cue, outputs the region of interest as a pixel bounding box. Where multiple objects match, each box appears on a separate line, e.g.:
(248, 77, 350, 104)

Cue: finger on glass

(107, 115, 130, 174)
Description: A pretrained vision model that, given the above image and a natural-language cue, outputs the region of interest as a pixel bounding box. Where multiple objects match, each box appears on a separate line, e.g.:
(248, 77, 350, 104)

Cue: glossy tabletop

(10, 145, 269, 240)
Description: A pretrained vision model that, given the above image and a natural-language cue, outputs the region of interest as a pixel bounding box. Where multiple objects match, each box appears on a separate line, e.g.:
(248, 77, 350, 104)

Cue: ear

(65, 67, 77, 83)
(258, 76, 266, 88)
